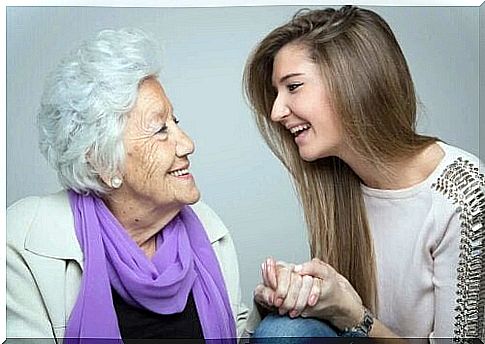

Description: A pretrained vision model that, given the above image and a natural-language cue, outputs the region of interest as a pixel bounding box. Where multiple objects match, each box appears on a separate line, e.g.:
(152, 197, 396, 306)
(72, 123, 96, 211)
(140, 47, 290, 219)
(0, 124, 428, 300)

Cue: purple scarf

(64, 191, 236, 343)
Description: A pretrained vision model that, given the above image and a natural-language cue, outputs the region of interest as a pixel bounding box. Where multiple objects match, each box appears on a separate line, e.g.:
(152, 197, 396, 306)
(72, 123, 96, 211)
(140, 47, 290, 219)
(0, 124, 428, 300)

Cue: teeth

(289, 124, 311, 135)
(169, 168, 189, 177)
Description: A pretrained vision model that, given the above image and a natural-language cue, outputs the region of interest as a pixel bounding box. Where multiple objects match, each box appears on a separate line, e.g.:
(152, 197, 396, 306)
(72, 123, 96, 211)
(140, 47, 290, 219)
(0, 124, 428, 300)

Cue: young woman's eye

(287, 83, 303, 92)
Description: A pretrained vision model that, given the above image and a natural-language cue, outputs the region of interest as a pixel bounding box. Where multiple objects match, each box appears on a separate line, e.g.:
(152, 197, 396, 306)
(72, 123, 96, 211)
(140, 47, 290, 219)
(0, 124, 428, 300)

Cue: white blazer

(7, 191, 250, 342)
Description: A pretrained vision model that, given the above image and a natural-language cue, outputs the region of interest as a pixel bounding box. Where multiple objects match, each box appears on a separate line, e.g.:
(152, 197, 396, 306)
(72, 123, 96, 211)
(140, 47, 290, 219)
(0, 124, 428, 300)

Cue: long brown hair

(243, 6, 437, 312)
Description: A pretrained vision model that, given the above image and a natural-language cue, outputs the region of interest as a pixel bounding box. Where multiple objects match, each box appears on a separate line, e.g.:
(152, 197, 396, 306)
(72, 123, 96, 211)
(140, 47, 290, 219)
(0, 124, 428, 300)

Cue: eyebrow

(277, 72, 305, 85)
(150, 104, 173, 121)
(149, 110, 164, 120)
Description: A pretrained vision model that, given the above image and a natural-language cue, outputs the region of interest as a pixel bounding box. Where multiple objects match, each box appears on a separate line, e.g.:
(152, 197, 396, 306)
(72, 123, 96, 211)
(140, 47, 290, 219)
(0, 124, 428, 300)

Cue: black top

(112, 288, 204, 340)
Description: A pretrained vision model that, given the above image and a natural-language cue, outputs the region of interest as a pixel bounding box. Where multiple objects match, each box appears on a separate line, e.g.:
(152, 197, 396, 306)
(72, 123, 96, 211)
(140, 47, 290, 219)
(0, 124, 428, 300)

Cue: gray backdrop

(7, 5, 481, 306)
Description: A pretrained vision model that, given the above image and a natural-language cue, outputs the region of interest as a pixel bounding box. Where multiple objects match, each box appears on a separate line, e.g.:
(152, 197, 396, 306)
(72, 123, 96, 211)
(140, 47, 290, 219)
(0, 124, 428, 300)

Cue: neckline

(361, 141, 450, 199)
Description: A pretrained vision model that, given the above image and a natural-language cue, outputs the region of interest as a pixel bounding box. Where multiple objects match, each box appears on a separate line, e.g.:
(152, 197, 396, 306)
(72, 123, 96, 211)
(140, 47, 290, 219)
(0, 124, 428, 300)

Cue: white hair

(38, 28, 162, 195)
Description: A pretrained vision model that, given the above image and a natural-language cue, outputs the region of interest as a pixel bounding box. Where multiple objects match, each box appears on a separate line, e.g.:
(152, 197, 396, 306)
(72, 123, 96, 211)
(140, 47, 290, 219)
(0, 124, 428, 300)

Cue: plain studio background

(7, 5, 484, 307)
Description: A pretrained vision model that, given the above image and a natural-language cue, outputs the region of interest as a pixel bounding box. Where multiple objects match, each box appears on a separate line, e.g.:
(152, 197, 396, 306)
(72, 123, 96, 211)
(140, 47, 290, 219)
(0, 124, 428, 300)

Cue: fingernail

(289, 310, 298, 318)
(309, 294, 317, 306)
(294, 264, 302, 273)
(275, 297, 283, 307)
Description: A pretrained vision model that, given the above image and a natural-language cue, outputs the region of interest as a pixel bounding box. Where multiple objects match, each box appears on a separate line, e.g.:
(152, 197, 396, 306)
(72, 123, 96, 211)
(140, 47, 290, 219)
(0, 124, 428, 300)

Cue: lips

(168, 165, 190, 177)
(288, 123, 311, 137)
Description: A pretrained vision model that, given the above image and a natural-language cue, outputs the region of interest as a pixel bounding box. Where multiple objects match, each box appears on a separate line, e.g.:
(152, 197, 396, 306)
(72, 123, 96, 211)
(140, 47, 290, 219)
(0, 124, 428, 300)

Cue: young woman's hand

(295, 258, 365, 331)
(256, 257, 366, 331)
(255, 257, 406, 340)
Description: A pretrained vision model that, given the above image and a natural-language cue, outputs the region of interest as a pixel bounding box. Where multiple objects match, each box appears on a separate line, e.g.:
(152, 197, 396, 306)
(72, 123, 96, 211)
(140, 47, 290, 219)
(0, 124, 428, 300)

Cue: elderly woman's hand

(254, 257, 283, 311)
(256, 258, 315, 317)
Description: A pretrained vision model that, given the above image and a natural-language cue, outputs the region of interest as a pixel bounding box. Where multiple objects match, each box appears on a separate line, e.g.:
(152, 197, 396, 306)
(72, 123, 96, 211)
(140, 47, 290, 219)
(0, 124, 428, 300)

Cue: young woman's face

(271, 43, 344, 161)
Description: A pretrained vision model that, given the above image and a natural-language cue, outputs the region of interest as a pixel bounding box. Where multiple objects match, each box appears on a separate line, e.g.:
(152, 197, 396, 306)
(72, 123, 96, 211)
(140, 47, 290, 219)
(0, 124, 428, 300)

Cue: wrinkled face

(118, 78, 200, 209)
(271, 43, 344, 161)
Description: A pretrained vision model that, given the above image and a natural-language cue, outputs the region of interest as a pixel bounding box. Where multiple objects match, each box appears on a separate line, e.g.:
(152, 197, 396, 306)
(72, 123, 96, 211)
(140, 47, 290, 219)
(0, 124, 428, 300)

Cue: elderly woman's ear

(85, 150, 123, 189)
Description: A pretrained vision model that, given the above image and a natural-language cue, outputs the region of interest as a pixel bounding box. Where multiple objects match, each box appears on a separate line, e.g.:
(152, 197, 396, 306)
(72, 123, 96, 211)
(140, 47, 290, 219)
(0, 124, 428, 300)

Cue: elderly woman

(7, 28, 247, 341)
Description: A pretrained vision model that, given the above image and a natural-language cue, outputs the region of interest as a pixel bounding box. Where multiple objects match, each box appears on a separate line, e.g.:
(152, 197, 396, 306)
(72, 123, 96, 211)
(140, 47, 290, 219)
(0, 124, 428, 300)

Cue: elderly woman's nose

(175, 128, 195, 157)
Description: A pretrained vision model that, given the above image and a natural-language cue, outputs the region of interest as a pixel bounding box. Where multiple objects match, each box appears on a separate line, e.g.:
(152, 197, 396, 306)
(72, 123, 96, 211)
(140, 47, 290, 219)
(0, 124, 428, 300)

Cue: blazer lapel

(24, 191, 84, 268)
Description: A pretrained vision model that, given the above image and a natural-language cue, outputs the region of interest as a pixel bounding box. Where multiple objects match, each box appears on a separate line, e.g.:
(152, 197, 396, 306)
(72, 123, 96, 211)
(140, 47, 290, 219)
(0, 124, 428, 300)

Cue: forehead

(134, 78, 172, 118)
(272, 43, 313, 83)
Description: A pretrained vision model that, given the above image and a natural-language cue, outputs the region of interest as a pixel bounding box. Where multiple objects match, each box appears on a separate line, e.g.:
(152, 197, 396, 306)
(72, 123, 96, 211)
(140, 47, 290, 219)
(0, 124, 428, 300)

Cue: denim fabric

(251, 313, 366, 344)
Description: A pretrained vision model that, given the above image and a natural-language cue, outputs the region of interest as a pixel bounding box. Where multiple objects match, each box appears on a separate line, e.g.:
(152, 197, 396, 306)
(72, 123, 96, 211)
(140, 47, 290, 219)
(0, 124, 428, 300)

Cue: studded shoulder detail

(432, 157, 485, 342)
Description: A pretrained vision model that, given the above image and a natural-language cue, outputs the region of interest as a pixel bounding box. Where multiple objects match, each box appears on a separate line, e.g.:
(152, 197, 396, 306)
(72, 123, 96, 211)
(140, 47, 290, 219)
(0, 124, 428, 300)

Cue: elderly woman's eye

(156, 123, 168, 134)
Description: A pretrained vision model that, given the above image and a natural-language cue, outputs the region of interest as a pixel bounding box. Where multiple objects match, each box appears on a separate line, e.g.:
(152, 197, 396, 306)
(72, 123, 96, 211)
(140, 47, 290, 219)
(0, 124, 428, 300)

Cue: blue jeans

(251, 313, 365, 344)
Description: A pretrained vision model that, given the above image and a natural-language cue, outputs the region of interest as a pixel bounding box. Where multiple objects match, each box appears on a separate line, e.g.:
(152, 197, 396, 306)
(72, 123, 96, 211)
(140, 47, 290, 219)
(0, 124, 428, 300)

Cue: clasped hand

(254, 257, 365, 331)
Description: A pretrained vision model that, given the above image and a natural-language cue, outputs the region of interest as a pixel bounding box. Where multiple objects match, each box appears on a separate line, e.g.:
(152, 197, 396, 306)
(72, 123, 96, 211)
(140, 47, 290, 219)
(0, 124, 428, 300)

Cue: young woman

(243, 5, 484, 341)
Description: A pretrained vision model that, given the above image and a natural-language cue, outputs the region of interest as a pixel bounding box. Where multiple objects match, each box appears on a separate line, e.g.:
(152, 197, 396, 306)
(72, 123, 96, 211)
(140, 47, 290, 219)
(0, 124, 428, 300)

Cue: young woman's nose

(270, 95, 291, 122)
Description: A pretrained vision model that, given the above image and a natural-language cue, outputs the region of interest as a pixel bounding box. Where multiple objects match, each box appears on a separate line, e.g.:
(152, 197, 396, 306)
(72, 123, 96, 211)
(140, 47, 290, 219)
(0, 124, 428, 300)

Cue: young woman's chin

(297, 140, 341, 162)
(298, 148, 325, 162)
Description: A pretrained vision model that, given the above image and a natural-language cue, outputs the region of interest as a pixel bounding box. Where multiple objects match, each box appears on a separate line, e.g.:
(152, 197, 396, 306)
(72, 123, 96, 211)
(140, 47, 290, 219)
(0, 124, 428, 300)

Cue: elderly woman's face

(120, 78, 200, 209)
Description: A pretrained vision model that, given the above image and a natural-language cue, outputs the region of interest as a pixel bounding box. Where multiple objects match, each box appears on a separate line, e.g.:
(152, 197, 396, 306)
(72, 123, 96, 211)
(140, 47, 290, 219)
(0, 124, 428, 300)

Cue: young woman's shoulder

(431, 141, 484, 204)
(436, 141, 483, 167)
(425, 141, 483, 248)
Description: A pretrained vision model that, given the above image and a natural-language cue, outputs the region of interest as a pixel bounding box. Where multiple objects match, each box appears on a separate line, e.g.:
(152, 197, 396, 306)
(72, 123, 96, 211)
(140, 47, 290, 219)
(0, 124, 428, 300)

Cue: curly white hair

(38, 28, 162, 195)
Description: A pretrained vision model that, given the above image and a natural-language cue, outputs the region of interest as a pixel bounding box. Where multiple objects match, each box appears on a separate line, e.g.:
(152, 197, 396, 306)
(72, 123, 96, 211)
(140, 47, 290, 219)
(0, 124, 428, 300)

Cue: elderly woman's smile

(112, 77, 201, 211)
(168, 166, 191, 177)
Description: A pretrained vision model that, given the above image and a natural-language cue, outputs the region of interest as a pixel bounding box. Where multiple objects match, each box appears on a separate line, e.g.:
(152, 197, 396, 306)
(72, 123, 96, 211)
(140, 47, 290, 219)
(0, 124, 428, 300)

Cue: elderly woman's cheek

(142, 141, 172, 183)
(125, 141, 160, 186)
